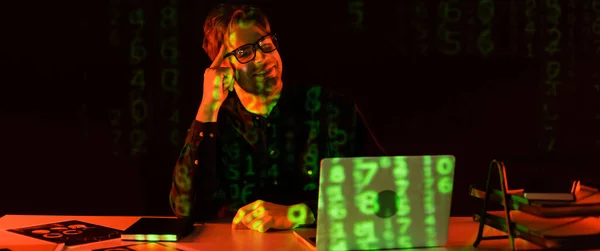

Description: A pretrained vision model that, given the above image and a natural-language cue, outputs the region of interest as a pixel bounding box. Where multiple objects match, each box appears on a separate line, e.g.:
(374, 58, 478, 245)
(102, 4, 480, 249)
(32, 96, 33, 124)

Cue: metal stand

(473, 160, 516, 250)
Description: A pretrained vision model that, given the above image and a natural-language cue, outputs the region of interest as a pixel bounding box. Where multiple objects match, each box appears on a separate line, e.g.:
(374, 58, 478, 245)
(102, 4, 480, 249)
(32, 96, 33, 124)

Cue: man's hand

(196, 45, 236, 122)
(232, 200, 315, 232)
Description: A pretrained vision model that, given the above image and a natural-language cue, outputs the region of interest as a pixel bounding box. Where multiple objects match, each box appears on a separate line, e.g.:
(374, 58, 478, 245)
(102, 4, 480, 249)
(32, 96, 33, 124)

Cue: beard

(237, 73, 280, 96)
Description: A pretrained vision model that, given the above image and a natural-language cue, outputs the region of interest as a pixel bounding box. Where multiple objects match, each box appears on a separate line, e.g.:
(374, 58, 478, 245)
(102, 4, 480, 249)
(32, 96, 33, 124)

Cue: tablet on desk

(121, 218, 194, 242)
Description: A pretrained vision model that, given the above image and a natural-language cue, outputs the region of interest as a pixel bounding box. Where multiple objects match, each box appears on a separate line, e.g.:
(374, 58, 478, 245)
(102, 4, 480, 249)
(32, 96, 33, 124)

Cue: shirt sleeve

(169, 120, 219, 219)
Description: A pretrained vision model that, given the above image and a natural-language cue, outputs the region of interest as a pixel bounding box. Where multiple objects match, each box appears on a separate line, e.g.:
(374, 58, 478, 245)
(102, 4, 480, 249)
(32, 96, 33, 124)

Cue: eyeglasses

(223, 34, 278, 64)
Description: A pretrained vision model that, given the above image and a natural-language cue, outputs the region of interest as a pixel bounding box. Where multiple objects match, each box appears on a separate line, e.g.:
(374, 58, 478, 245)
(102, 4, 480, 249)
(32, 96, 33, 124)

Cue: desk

(0, 215, 548, 251)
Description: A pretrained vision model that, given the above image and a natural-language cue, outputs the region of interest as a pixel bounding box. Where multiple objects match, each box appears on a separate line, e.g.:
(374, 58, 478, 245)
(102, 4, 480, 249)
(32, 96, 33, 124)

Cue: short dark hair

(202, 4, 271, 61)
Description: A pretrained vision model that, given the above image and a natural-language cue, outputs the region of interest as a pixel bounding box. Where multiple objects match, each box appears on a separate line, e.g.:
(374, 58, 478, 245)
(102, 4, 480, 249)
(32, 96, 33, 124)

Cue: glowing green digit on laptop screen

(316, 155, 455, 251)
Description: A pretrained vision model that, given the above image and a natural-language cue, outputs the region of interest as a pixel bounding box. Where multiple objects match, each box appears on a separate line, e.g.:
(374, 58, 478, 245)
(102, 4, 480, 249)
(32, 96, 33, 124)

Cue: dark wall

(1, 0, 599, 217)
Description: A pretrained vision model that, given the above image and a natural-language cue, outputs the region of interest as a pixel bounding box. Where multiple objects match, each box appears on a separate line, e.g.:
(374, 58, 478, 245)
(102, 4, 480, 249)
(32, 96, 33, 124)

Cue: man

(169, 3, 381, 233)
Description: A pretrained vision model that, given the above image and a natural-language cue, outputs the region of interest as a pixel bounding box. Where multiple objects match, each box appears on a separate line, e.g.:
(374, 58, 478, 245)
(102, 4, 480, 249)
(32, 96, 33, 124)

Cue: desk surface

(0, 214, 551, 251)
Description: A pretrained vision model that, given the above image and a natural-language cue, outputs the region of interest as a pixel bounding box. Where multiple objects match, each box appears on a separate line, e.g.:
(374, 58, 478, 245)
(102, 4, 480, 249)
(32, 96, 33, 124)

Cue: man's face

(225, 23, 283, 96)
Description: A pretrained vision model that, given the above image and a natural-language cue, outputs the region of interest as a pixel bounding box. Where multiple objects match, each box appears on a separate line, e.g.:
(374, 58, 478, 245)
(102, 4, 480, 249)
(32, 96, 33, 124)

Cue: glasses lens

(235, 45, 254, 63)
(258, 35, 278, 53)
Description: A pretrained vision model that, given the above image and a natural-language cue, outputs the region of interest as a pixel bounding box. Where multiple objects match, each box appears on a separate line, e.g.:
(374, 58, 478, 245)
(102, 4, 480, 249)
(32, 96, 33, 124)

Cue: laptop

(121, 217, 196, 242)
(294, 155, 456, 251)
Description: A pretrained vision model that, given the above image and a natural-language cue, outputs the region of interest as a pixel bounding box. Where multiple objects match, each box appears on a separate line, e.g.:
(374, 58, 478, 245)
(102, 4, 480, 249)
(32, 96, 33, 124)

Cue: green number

(355, 190, 379, 215)
(329, 164, 346, 183)
(435, 157, 454, 175)
(437, 176, 454, 194)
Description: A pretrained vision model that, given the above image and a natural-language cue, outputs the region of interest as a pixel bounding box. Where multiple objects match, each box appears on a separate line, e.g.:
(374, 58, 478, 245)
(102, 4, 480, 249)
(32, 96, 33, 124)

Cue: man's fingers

(242, 206, 267, 226)
(209, 46, 228, 69)
(250, 200, 265, 210)
(232, 209, 246, 225)
(257, 216, 274, 233)
(241, 210, 255, 225)
(247, 214, 265, 231)
(232, 200, 266, 230)
(239, 200, 264, 213)
(237, 200, 259, 214)
(223, 69, 235, 91)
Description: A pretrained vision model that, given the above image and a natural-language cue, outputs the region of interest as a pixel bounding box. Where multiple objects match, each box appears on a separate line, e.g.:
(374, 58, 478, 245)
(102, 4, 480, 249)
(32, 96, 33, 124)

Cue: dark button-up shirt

(169, 83, 378, 221)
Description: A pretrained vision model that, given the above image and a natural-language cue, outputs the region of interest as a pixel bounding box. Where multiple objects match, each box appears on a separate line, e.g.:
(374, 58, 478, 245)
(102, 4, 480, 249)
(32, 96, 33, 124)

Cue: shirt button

(270, 150, 275, 155)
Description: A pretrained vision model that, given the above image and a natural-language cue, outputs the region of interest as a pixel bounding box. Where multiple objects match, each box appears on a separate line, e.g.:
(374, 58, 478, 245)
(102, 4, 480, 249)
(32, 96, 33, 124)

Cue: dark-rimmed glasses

(223, 34, 278, 64)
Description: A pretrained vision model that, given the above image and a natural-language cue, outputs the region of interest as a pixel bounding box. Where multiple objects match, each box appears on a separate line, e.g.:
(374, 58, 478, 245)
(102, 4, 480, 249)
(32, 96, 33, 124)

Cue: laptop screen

(316, 155, 455, 250)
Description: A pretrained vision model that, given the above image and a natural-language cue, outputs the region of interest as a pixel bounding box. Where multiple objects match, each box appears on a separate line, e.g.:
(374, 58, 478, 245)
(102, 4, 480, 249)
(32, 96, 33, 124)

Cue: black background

(0, 0, 598, 217)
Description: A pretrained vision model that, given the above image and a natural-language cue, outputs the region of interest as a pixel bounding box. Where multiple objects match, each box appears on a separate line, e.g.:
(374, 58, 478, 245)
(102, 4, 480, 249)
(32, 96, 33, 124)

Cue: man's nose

(254, 49, 266, 63)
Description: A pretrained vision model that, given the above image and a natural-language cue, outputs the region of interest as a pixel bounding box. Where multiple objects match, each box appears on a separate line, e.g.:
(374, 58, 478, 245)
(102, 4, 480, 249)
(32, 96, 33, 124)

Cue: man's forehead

(227, 24, 267, 48)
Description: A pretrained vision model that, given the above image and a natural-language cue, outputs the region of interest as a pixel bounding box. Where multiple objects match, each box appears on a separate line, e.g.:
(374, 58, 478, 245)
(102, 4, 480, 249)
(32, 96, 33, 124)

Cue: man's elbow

(169, 186, 192, 218)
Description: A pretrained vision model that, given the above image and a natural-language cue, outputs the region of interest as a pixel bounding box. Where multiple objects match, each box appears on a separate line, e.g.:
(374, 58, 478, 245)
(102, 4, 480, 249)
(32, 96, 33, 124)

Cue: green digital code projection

(222, 139, 256, 210)
(411, 0, 429, 56)
(109, 0, 122, 156)
(348, 0, 364, 32)
(541, 0, 562, 152)
(438, 0, 461, 55)
(303, 86, 322, 191)
(160, 0, 181, 150)
(525, 0, 536, 58)
(476, 0, 495, 57)
(326, 103, 347, 158)
(316, 156, 455, 251)
(130, 7, 148, 156)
